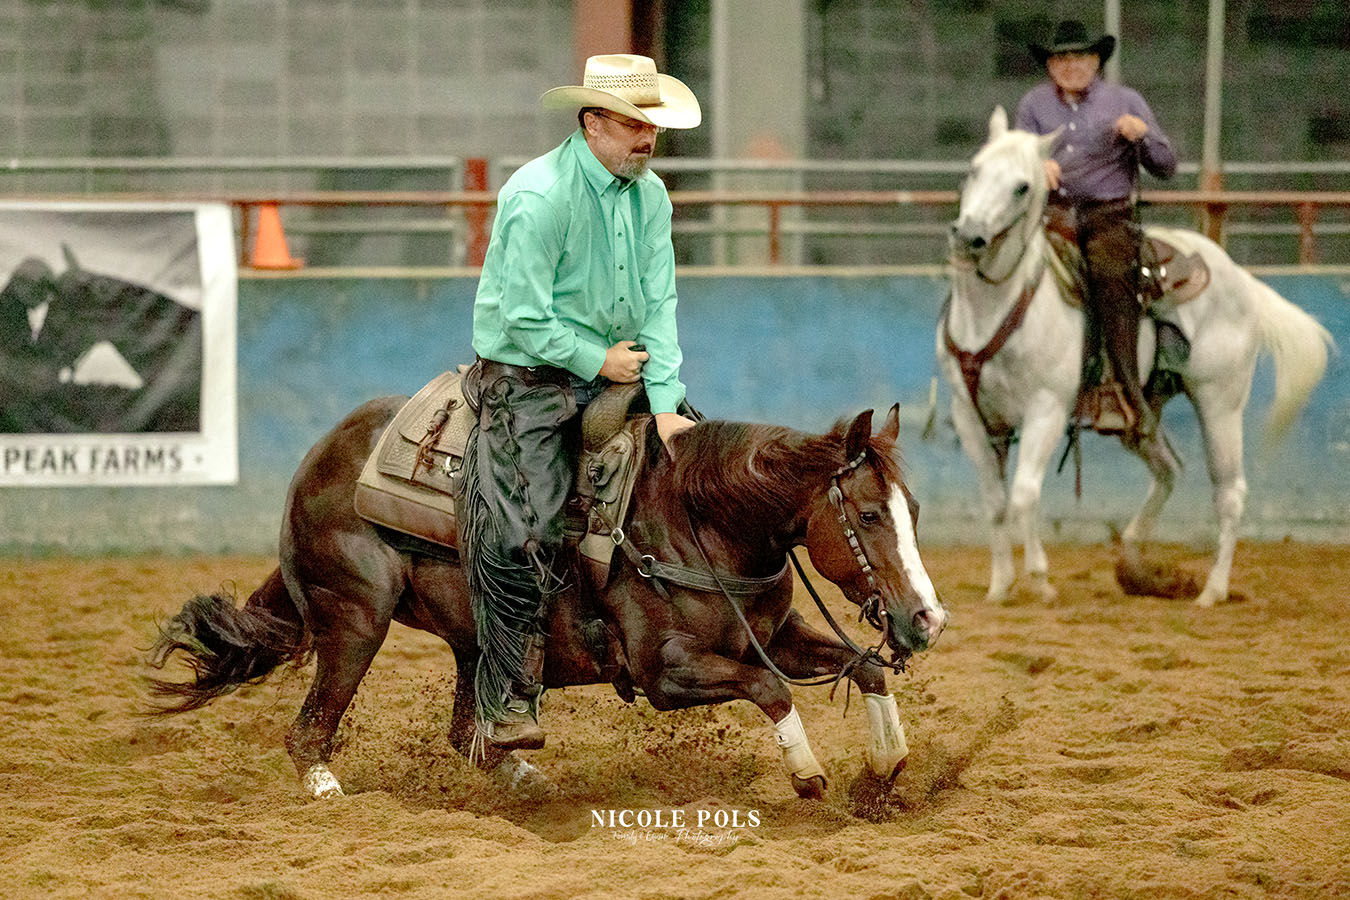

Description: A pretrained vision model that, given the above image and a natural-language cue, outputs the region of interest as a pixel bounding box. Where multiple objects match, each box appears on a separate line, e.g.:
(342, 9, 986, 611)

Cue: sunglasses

(592, 110, 666, 136)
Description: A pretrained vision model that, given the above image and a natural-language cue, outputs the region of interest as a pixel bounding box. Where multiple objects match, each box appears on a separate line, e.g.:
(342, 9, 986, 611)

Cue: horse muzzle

(950, 220, 990, 256)
(884, 595, 948, 656)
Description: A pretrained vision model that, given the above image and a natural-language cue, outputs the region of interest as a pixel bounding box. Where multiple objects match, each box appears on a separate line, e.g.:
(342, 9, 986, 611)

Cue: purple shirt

(1015, 78, 1176, 203)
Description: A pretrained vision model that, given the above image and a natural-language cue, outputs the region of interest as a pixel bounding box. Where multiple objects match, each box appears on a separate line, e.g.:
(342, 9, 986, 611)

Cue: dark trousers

(462, 360, 603, 715)
(1062, 198, 1151, 426)
(475, 361, 582, 566)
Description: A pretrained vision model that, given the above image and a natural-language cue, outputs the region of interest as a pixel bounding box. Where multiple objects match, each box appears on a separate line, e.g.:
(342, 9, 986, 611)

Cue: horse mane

(669, 418, 903, 530)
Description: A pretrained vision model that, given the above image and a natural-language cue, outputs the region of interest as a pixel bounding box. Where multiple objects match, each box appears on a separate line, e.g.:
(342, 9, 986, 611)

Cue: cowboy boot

(482, 631, 547, 751)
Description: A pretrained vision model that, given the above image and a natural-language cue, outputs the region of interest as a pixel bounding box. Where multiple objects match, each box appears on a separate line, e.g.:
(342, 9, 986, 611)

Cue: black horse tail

(144, 566, 312, 714)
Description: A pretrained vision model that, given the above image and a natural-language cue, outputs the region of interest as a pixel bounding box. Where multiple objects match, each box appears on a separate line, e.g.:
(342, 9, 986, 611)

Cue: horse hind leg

(285, 586, 391, 800)
(1121, 435, 1177, 549)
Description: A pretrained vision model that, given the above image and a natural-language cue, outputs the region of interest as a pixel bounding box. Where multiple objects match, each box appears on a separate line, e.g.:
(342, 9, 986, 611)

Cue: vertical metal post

(1199, 0, 1226, 242)
(710, 0, 729, 266)
(768, 204, 781, 265)
(464, 157, 489, 267)
(1103, 0, 1121, 84)
(237, 202, 252, 267)
(1297, 203, 1318, 265)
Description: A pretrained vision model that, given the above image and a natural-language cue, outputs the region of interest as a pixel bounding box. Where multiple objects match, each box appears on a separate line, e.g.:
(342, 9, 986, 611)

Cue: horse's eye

(1014, 181, 1030, 197)
(859, 509, 883, 527)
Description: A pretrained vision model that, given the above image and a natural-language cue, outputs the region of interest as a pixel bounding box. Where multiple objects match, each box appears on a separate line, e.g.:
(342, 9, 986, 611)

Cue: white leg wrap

(863, 692, 909, 779)
(302, 763, 344, 800)
(773, 705, 825, 781)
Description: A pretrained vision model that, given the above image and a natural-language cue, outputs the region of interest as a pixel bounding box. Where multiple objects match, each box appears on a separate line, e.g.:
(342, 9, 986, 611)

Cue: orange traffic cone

(250, 202, 304, 269)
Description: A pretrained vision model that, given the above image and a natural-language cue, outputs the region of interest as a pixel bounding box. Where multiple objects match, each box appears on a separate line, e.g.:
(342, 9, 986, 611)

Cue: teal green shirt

(472, 130, 686, 414)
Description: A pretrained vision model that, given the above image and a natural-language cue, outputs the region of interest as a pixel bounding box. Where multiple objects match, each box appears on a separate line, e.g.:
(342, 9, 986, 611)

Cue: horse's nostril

(970, 236, 986, 250)
(912, 608, 943, 638)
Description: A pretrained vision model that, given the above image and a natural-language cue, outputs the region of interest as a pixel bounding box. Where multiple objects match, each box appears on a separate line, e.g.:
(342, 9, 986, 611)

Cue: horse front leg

(764, 611, 908, 817)
(1191, 392, 1247, 607)
(765, 611, 905, 779)
(948, 395, 1015, 603)
(643, 634, 826, 798)
(1008, 395, 1070, 602)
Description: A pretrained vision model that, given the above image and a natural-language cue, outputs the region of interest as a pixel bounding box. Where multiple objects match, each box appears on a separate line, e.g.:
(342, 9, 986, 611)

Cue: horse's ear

(1037, 126, 1062, 159)
(989, 106, 1009, 139)
(879, 403, 900, 443)
(844, 409, 874, 461)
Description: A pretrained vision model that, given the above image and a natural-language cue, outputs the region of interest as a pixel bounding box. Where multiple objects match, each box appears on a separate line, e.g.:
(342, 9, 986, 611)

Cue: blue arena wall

(2, 270, 1346, 554)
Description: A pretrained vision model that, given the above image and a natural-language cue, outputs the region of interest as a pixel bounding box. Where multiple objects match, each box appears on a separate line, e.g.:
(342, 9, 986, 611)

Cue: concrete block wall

(1, 0, 574, 167)
(0, 1, 1345, 266)
(1, 1, 1345, 171)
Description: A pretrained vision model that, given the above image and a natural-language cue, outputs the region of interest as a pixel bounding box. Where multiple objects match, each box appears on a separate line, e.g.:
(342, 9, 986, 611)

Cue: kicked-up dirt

(1, 541, 1347, 899)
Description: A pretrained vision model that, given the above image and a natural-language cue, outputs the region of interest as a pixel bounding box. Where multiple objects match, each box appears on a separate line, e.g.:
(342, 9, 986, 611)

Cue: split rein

(607, 448, 905, 692)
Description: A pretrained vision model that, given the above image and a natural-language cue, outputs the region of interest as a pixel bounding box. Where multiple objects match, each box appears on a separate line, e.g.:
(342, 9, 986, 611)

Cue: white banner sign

(0, 201, 237, 485)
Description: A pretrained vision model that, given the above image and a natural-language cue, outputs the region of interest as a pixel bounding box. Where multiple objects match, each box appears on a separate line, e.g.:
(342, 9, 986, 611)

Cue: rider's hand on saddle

(1042, 158, 1062, 191)
(655, 412, 696, 448)
(599, 340, 649, 383)
(1116, 114, 1148, 142)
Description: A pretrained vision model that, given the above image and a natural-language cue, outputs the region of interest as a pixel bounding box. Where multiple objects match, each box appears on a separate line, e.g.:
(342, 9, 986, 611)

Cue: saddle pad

(355, 372, 652, 563)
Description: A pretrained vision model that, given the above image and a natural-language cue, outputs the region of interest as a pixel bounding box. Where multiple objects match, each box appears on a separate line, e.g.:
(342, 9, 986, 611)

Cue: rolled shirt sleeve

(1126, 89, 1177, 180)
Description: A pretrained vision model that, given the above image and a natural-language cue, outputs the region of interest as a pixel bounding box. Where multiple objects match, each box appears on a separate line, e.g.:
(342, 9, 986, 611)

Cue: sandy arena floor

(1, 542, 1348, 899)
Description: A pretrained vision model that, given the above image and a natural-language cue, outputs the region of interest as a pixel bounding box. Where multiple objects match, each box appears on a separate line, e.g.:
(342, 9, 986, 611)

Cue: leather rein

(604, 447, 904, 689)
(943, 199, 1047, 456)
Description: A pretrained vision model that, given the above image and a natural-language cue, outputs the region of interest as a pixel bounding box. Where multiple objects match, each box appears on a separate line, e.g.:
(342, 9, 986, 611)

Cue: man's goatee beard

(616, 157, 649, 180)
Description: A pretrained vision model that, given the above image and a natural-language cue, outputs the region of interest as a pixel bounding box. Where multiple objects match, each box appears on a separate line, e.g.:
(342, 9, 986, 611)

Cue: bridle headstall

(599, 446, 906, 689)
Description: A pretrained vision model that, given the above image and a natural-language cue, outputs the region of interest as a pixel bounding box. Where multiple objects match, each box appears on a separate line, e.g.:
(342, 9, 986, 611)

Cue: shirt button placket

(616, 205, 627, 304)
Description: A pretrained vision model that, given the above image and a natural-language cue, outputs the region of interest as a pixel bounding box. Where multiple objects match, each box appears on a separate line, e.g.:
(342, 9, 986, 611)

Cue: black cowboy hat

(1030, 19, 1116, 66)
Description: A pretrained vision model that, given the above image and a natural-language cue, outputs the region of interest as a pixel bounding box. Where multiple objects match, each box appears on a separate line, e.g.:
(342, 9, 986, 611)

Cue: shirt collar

(1054, 76, 1100, 106)
(569, 129, 629, 195)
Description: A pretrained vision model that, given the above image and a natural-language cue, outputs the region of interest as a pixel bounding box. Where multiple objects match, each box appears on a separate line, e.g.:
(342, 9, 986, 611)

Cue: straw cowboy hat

(1030, 19, 1116, 66)
(541, 54, 701, 130)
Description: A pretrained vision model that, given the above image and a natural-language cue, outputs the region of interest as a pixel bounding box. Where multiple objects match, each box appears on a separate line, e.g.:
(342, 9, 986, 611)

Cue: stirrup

(479, 697, 546, 751)
(1074, 382, 1137, 435)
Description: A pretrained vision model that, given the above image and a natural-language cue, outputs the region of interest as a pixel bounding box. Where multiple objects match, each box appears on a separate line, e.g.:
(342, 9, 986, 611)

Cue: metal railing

(4, 156, 1350, 268)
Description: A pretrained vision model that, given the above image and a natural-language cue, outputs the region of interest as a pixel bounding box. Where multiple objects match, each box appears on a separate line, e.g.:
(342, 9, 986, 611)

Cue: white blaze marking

(888, 485, 941, 615)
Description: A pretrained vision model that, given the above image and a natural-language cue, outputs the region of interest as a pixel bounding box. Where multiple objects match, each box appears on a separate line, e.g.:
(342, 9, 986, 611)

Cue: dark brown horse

(148, 398, 947, 805)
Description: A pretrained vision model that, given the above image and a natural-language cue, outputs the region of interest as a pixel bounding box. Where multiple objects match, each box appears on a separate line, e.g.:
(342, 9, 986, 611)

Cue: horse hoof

(791, 773, 827, 799)
(1028, 574, 1058, 603)
(302, 763, 345, 800)
(846, 768, 896, 821)
(496, 753, 554, 793)
(1194, 586, 1227, 608)
(984, 587, 1010, 605)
